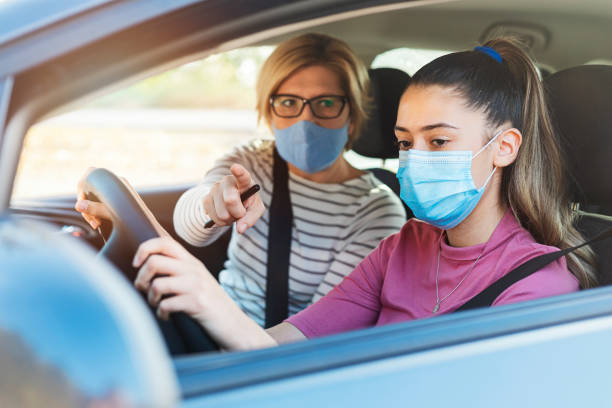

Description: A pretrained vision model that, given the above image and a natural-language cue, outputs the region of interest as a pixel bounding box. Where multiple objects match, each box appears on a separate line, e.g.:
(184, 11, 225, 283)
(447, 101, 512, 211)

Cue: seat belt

(265, 147, 292, 328)
(455, 222, 612, 312)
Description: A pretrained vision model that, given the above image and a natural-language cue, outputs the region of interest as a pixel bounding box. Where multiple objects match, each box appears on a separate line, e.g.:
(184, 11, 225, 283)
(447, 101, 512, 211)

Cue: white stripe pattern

(174, 140, 406, 326)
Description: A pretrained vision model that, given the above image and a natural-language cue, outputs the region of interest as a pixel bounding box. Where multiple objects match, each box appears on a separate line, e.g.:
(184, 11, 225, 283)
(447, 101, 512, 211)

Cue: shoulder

(348, 172, 406, 215)
(401, 217, 441, 244)
(218, 139, 274, 183)
(489, 212, 567, 274)
(493, 243, 579, 306)
(226, 139, 274, 166)
(338, 173, 407, 238)
(375, 218, 440, 256)
(495, 219, 567, 273)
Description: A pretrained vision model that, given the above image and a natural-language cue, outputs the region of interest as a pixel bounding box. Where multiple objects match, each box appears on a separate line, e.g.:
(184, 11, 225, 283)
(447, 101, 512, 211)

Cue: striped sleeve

(173, 140, 272, 247)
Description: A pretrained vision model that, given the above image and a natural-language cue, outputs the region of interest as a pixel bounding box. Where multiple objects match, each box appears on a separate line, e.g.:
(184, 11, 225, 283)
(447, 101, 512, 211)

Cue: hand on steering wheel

(76, 167, 168, 235)
(78, 167, 219, 353)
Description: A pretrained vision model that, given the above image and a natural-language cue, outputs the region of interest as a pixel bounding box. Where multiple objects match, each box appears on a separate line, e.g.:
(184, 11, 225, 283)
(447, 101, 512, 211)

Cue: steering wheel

(82, 168, 219, 354)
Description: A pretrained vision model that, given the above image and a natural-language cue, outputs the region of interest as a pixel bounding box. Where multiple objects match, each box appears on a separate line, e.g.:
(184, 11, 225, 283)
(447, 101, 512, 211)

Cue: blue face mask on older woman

(273, 120, 349, 173)
(396, 131, 501, 230)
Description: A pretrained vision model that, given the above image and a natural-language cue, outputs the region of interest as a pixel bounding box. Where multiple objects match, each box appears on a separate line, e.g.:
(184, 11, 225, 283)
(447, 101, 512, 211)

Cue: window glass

(13, 46, 454, 200)
(12, 47, 275, 201)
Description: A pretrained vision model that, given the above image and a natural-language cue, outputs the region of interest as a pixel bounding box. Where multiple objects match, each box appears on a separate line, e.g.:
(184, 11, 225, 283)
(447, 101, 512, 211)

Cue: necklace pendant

(433, 303, 440, 313)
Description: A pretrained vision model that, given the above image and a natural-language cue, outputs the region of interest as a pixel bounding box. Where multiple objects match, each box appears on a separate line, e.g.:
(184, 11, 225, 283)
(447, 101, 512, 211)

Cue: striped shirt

(173, 139, 406, 326)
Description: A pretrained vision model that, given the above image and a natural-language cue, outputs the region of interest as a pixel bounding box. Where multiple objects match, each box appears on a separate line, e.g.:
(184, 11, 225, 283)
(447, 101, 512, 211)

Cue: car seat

(544, 65, 612, 285)
(353, 67, 412, 217)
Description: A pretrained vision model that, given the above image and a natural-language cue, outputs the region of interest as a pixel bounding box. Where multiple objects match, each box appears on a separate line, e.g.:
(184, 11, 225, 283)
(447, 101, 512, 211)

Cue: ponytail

(485, 38, 597, 288)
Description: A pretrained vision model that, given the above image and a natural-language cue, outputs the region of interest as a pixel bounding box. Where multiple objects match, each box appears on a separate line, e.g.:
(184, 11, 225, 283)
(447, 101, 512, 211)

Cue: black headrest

(544, 65, 612, 214)
(352, 68, 410, 159)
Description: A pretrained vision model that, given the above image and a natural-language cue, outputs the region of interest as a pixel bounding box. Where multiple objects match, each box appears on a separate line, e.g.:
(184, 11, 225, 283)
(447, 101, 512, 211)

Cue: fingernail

(132, 254, 139, 267)
(237, 222, 246, 233)
(76, 200, 88, 211)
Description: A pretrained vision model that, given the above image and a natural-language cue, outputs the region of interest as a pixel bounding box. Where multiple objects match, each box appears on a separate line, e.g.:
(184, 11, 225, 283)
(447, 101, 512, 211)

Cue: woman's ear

(348, 118, 354, 137)
(493, 128, 522, 168)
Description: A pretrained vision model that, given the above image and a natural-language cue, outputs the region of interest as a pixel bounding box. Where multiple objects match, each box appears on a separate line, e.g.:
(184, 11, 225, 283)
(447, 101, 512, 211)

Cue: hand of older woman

(203, 163, 264, 234)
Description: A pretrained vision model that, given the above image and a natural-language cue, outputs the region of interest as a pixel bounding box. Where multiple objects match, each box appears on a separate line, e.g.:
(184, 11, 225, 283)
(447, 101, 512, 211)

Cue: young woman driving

(76, 33, 406, 328)
(128, 37, 597, 350)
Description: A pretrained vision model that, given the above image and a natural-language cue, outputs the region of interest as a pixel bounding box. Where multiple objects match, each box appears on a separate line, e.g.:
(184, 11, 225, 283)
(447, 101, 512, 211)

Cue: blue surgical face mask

(273, 120, 349, 173)
(396, 131, 501, 230)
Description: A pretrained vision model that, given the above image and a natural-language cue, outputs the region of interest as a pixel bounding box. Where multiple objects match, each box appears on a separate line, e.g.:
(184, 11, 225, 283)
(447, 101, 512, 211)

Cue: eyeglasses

(269, 94, 348, 119)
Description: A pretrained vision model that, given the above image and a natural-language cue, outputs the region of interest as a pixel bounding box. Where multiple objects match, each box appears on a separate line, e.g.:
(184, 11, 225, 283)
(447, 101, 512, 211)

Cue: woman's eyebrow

(394, 123, 459, 133)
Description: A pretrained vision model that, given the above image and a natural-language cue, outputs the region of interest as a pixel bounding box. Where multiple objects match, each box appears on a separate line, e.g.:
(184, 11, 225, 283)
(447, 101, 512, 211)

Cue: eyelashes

(394, 139, 449, 150)
(395, 140, 412, 150)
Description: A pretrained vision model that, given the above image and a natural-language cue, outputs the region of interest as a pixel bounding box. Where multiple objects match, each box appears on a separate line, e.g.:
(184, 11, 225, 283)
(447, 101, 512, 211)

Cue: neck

(287, 154, 364, 183)
(446, 174, 506, 247)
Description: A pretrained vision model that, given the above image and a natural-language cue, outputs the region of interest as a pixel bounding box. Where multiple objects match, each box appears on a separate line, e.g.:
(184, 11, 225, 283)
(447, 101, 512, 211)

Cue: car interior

(544, 65, 612, 284)
(81, 58, 612, 356)
(3, 0, 612, 397)
(71, 63, 414, 354)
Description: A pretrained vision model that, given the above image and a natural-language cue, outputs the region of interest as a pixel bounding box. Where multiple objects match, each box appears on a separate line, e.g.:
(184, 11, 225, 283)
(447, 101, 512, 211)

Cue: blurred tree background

(88, 47, 274, 109)
(15, 45, 445, 199)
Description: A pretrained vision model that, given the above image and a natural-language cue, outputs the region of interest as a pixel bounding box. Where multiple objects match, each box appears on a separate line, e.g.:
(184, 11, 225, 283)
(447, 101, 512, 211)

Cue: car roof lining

(260, 5, 612, 69)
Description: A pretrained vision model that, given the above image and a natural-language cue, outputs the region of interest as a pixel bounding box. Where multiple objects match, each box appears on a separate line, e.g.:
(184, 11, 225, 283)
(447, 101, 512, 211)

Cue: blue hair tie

(474, 46, 502, 64)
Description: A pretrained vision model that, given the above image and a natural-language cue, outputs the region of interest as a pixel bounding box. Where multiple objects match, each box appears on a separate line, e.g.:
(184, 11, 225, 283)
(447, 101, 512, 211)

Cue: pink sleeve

(493, 257, 579, 306)
(286, 234, 397, 338)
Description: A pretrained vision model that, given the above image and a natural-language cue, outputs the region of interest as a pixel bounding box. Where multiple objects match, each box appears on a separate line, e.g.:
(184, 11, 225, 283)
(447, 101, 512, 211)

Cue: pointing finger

(230, 163, 253, 191)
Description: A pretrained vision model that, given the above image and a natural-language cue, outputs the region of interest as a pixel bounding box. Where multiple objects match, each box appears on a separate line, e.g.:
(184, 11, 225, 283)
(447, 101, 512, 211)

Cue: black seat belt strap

(456, 222, 612, 312)
(265, 147, 292, 328)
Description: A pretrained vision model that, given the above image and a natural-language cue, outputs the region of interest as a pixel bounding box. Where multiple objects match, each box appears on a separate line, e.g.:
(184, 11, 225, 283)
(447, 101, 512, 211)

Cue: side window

(12, 47, 274, 202)
(345, 47, 450, 172)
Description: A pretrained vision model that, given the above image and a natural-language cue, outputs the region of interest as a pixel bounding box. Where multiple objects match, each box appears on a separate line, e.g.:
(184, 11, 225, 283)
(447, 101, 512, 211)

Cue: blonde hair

(255, 33, 370, 148)
(410, 37, 597, 288)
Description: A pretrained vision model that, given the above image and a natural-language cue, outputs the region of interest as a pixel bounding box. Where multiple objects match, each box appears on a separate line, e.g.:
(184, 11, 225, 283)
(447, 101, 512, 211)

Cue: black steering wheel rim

(82, 168, 219, 354)
(83, 168, 158, 280)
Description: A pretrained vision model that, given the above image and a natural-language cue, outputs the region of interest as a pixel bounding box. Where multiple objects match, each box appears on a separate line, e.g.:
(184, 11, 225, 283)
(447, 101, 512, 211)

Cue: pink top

(287, 210, 579, 338)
